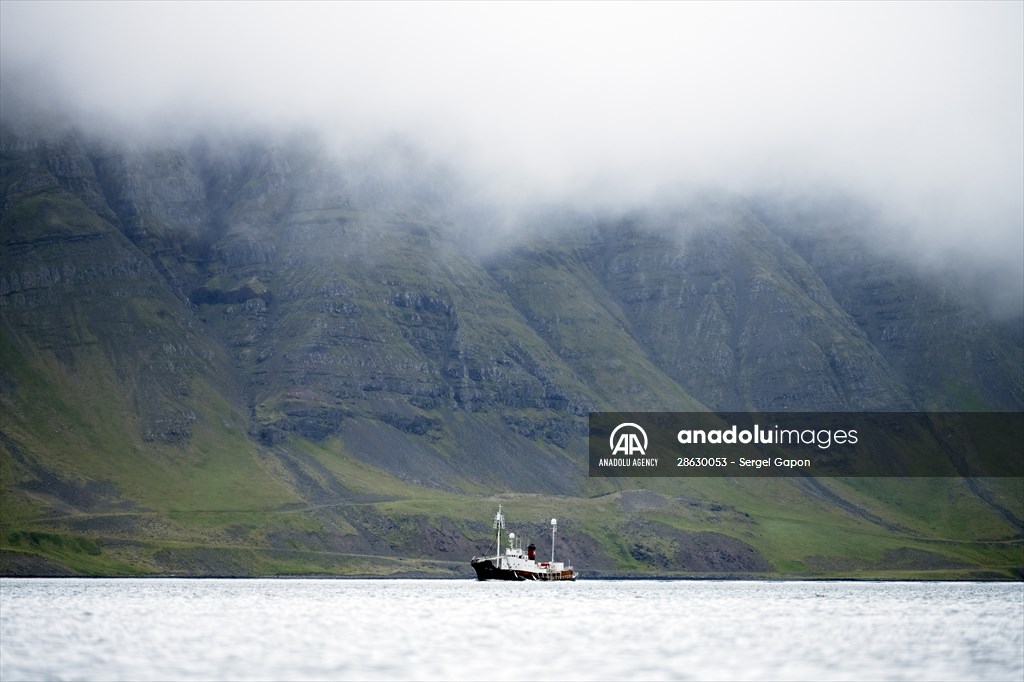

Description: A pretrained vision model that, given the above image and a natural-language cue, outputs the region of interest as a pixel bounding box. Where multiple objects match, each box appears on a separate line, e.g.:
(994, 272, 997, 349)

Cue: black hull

(471, 557, 578, 582)
(471, 558, 525, 581)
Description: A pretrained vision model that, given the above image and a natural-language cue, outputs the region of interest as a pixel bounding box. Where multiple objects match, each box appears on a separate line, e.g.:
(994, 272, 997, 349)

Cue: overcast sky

(2, 1, 1022, 306)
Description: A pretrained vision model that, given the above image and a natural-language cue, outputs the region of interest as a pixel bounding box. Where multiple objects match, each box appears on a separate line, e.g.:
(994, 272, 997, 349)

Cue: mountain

(1, 125, 1021, 578)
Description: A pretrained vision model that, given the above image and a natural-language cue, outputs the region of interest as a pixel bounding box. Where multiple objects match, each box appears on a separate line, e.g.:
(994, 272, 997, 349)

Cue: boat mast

(494, 505, 505, 567)
(550, 518, 557, 563)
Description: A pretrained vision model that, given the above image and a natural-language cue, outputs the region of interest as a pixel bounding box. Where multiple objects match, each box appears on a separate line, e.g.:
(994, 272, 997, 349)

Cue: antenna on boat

(550, 518, 557, 563)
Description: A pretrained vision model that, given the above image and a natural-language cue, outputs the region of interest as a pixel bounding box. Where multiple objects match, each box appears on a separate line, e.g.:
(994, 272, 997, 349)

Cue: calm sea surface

(1, 578, 1021, 681)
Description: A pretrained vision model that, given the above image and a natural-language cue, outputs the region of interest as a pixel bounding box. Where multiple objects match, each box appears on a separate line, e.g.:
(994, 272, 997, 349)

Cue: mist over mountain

(2, 2, 1022, 313)
(1, 3, 1021, 577)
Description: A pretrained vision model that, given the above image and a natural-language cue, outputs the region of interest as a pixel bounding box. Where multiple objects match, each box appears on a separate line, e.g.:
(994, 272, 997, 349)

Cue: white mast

(494, 505, 505, 567)
(550, 518, 557, 563)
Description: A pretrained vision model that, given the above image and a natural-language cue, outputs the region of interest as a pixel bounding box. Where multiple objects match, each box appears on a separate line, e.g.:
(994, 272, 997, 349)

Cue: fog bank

(2, 1, 1021, 312)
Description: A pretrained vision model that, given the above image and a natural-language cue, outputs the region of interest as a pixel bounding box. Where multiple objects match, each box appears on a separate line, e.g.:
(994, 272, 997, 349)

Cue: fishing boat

(470, 505, 578, 581)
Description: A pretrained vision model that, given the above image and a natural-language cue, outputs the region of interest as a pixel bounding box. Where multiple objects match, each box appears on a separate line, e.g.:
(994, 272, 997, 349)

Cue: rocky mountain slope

(2, 125, 1021, 577)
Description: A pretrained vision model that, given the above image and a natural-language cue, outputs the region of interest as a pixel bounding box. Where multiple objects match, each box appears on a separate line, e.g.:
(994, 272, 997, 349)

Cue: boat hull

(471, 557, 578, 582)
(471, 557, 525, 581)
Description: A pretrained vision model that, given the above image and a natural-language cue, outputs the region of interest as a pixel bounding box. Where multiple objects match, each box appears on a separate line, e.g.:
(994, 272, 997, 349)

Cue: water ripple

(1, 579, 1021, 681)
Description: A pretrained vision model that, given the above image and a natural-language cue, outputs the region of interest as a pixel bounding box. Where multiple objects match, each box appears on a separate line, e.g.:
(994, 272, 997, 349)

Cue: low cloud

(2, 1, 1021, 312)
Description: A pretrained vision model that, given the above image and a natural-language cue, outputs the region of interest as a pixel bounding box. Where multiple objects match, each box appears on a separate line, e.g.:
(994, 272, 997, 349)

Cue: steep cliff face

(1, 135, 230, 446)
(761, 201, 1024, 410)
(2, 126, 1021, 577)
(584, 209, 919, 411)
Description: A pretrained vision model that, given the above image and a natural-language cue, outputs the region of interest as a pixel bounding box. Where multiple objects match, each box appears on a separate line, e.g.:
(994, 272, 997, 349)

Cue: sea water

(1, 578, 1021, 681)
